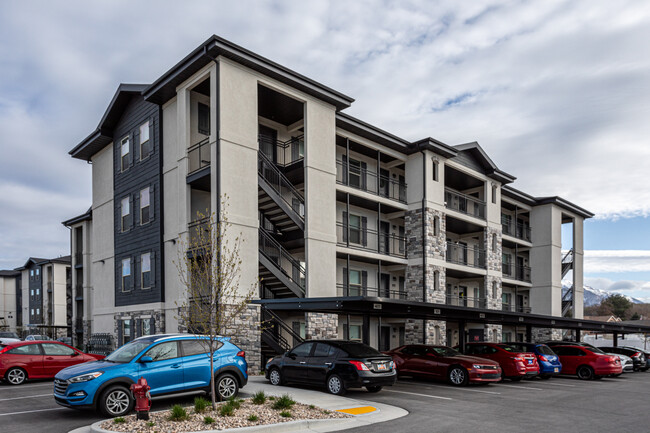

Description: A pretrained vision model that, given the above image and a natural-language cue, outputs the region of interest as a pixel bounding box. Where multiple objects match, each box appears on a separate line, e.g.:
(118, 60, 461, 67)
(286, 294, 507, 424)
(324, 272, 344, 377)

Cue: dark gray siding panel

(113, 96, 163, 307)
(454, 150, 486, 174)
(28, 264, 43, 324)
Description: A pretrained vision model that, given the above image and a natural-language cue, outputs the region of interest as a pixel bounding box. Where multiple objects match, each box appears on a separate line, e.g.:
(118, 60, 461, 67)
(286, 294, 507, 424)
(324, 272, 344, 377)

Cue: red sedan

(0, 340, 104, 385)
(551, 345, 622, 380)
(463, 342, 539, 380)
(385, 345, 502, 386)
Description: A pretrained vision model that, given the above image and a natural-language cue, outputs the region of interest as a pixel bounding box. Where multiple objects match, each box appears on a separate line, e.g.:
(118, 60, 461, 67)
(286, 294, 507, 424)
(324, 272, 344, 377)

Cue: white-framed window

(141, 253, 151, 289)
(349, 214, 361, 244)
(30, 269, 34, 280)
(31, 309, 34, 316)
(120, 136, 130, 171)
(36, 268, 39, 276)
(36, 308, 40, 315)
(122, 258, 131, 292)
(348, 324, 362, 342)
(122, 319, 131, 345)
(142, 319, 151, 336)
(121, 197, 130, 232)
(139, 121, 151, 160)
(36, 288, 40, 296)
(30, 289, 34, 298)
(140, 187, 150, 225)
(348, 270, 361, 296)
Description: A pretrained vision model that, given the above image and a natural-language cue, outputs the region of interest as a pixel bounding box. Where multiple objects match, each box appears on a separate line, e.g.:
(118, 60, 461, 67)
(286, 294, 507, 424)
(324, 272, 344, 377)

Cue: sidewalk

(77, 376, 407, 433)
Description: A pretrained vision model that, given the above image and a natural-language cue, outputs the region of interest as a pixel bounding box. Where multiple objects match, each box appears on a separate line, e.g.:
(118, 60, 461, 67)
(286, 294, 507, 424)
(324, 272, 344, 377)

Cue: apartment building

(65, 35, 593, 370)
(0, 270, 21, 331)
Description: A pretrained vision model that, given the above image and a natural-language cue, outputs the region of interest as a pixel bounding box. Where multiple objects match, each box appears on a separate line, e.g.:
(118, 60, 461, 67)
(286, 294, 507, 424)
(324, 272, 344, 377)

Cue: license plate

(554, 368, 559, 373)
(376, 363, 387, 371)
(527, 359, 533, 365)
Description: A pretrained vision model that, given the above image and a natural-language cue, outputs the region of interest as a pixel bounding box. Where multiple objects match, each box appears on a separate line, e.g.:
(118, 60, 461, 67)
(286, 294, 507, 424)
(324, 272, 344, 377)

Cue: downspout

(420, 145, 427, 344)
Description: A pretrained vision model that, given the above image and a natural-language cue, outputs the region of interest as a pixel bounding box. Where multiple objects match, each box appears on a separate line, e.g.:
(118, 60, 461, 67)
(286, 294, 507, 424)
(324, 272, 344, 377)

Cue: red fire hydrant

(130, 377, 151, 420)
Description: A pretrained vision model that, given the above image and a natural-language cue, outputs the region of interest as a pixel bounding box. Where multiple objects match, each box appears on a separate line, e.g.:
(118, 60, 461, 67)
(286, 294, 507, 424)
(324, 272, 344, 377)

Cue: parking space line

(494, 384, 544, 391)
(0, 393, 52, 402)
(536, 382, 575, 387)
(385, 389, 453, 400)
(0, 408, 67, 417)
(395, 383, 500, 395)
(1, 382, 53, 389)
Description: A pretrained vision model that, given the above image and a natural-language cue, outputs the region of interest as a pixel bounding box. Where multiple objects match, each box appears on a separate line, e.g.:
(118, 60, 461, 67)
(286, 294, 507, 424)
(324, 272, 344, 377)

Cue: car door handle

(171, 364, 181, 369)
(299, 361, 306, 364)
(325, 362, 332, 366)
(46, 357, 54, 360)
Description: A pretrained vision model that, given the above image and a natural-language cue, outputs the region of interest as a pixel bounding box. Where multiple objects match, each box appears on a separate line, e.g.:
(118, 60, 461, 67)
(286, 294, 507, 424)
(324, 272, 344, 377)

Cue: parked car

(0, 340, 103, 385)
(461, 342, 539, 380)
(551, 345, 622, 379)
(57, 337, 73, 346)
(25, 334, 51, 341)
(0, 331, 21, 345)
(607, 353, 634, 375)
(266, 340, 396, 395)
(385, 344, 501, 386)
(619, 346, 650, 371)
(505, 342, 562, 379)
(598, 346, 647, 371)
(53, 334, 247, 417)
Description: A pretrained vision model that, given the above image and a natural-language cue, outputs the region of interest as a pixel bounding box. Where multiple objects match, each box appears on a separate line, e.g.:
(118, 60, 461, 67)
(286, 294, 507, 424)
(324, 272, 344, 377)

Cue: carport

(254, 297, 650, 350)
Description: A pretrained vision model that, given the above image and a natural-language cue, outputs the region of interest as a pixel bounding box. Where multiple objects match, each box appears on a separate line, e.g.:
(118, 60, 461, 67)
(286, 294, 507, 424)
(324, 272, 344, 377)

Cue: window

(31, 309, 34, 316)
(30, 269, 34, 280)
(502, 293, 511, 307)
(181, 339, 216, 357)
(434, 271, 439, 291)
(36, 289, 40, 296)
(145, 342, 179, 361)
(121, 197, 130, 232)
(502, 332, 512, 343)
(141, 253, 151, 289)
(492, 281, 498, 298)
(348, 158, 362, 189)
(492, 184, 497, 204)
(9, 344, 40, 355)
(432, 158, 439, 181)
(142, 319, 151, 336)
(36, 268, 40, 277)
(139, 121, 151, 159)
(198, 103, 210, 135)
(140, 187, 151, 225)
(349, 215, 361, 244)
(36, 308, 40, 315)
(122, 319, 131, 344)
(348, 270, 361, 296)
(313, 343, 333, 357)
(42, 343, 75, 356)
(30, 289, 34, 298)
(433, 216, 440, 236)
(122, 258, 131, 292)
(121, 136, 130, 171)
(492, 233, 497, 252)
(347, 324, 362, 342)
(290, 342, 314, 357)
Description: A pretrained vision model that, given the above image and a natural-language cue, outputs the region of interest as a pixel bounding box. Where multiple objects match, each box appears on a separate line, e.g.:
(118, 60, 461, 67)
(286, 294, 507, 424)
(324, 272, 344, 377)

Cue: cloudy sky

(0, 0, 649, 298)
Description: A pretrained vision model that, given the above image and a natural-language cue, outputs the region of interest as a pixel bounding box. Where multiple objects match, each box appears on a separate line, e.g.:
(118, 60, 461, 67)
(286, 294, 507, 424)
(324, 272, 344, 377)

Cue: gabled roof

(15, 257, 48, 270)
(411, 137, 458, 158)
(453, 141, 516, 184)
(62, 207, 92, 227)
(38, 256, 72, 266)
(69, 84, 148, 161)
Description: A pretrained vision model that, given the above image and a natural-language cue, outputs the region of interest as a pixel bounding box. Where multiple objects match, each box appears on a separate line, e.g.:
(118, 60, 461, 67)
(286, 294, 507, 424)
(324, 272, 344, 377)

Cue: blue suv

(53, 334, 247, 417)
(507, 342, 562, 379)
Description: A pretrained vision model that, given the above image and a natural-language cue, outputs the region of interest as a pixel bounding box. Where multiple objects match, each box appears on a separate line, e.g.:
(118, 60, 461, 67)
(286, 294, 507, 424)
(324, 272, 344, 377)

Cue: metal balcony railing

(502, 220, 532, 242)
(337, 284, 407, 300)
(258, 135, 304, 167)
(501, 303, 532, 314)
(501, 262, 532, 282)
(336, 222, 406, 258)
(446, 294, 487, 308)
(336, 160, 407, 203)
(188, 217, 210, 248)
(445, 242, 486, 269)
(259, 228, 306, 294)
(445, 188, 486, 219)
(188, 138, 211, 174)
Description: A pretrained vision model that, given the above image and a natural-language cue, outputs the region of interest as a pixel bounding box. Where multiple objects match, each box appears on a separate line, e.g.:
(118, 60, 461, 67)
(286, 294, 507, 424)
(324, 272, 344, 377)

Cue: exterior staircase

(261, 306, 304, 358)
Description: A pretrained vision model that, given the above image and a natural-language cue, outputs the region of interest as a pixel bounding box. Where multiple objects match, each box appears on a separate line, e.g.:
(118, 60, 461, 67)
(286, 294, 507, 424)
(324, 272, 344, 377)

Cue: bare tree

(175, 200, 257, 409)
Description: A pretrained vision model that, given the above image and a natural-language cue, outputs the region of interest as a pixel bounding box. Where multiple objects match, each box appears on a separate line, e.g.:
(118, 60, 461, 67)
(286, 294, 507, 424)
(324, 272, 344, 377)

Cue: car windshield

(429, 346, 461, 357)
(497, 344, 524, 353)
(337, 342, 383, 358)
(537, 345, 556, 355)
(105, 340, 152, 363)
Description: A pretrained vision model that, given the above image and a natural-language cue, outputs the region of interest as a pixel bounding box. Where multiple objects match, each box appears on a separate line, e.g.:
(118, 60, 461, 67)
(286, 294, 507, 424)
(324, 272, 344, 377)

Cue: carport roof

(254, 297, 650, 334)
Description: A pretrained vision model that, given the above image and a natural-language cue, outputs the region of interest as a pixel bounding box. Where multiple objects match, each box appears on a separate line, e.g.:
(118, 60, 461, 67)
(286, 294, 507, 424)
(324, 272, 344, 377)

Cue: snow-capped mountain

(562, 280, 644, 306)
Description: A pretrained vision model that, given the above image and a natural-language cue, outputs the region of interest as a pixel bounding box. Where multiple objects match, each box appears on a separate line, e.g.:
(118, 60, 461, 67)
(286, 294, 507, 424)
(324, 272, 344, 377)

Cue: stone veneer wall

(405, 208, 446, 260)
(484, 324, 502, 343)
(485, 275, 502, 310)
(484, 226, 502, 274)
(223, 305, 261, 373)
(532, 327, 563, 342)
(115, 309, 166, 348)
(305, 312, 338, 340)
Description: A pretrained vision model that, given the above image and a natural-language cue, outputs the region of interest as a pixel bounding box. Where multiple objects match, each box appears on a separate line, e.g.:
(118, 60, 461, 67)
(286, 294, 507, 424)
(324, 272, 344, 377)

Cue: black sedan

(598, 346, 648, 371)
(265, 340, 396, 395)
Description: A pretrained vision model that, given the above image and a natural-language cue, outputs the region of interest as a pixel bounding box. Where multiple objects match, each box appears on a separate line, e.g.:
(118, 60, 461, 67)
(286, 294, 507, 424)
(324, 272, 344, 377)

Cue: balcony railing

(446, 242, 486, 269)
(446, 294, 487, 308)
(501, 262, 532, 283)
(502, 220, 532, 242)
(502, 303, 531, 314)
(188, 217, 210, 247)
(336, 222, 406, 258)
(445, 188, 485, 220)
(188, 138, 211, 174)
(336, 160, 407, 203)
(258, 134, 304, 167)
(337, 283, 407, 300)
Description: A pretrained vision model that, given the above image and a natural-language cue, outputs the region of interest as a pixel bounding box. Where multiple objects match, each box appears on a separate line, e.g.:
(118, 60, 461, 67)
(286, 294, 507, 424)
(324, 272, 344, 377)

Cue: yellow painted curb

(336, 406, 377, 415)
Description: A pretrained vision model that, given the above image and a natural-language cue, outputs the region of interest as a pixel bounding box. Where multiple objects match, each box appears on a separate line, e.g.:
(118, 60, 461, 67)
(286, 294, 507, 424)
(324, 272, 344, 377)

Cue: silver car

(607, 352, 634, 375)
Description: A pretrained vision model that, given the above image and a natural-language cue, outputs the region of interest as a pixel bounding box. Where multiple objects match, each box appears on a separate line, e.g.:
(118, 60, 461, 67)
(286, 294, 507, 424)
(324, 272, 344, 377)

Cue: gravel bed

(101, 398, 349, 432)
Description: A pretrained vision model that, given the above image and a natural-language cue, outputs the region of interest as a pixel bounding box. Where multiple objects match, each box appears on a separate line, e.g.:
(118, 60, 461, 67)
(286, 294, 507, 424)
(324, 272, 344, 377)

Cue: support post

(458, 320, 466, 353)
(362, 314, 370, 345)
(613, 332, 618, 347)
(526, 325, 532, 343)
(575, 329, 581, 342)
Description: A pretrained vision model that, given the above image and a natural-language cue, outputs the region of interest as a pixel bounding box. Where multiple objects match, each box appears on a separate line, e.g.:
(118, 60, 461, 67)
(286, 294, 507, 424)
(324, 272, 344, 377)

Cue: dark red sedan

(0, 341, 104, 385)
(463, 342, 539, 380)
(385, 345, 502, 386)
(551, 345, 622, 380)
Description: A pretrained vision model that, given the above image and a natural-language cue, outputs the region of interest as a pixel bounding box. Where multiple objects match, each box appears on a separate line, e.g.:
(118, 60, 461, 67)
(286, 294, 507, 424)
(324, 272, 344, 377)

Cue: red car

(551, 345, 622, 380)
(0, 340, 104, 385)
(463, 342, 539, 380)
(385, 345, 502, 386)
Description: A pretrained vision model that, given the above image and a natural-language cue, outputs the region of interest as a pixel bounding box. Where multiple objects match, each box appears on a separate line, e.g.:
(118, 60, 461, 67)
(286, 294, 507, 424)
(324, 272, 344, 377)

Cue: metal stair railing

(258, 151, 305, 221)
(261, 306, 304, 352)
(259, 228, 305, 295)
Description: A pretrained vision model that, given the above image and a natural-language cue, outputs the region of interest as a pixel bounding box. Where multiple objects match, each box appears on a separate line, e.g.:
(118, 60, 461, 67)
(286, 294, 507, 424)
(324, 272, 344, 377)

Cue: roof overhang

(501, 185, 537, 206)
(453, 141, 516, 185)
(336, 112, 411, 153)
(535, 196, 595, 219)
(62, 208, 92, 227)
(410, 137, 458, 158)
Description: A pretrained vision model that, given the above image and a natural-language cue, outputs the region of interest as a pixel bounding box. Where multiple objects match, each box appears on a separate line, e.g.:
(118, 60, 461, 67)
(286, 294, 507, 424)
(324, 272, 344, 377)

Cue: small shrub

(227, 396, 242, 409)
(252, 391, 267, 405)
(168, 404, 189, 421)
(194, 396, 210, 414)
(248, 414, 259, 422)
(269, 396, 276, 401)
(113, 417, 125, 424)
(279, 411, 292, 418)
(146, 421, 155, 427)
(309, 404, 316, 409)
(219, 403, 234, 417)
(204, 416, 215, 424)
(272, 394, 296, 410)
(323, 410, 331, 414)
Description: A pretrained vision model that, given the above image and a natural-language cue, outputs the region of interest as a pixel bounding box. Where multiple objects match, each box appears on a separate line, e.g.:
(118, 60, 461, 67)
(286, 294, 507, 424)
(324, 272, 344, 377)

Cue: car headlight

(472, 364, 482, 369)
(68, 372, 103, 383)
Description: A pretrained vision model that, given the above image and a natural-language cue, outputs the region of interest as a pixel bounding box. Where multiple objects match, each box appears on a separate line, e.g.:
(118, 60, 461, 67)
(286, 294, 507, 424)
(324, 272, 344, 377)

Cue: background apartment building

(65, 35, 592, 369)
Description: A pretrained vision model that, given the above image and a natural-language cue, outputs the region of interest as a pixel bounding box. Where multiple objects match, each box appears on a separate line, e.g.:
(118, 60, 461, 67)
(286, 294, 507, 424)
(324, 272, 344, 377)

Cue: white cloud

(584, 250, 650, 273)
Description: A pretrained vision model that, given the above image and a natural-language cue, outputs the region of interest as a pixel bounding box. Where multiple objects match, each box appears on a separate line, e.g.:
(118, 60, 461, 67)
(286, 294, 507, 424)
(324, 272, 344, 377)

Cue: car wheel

(448, 366, 469, 386)
(327, 374, 346, 395)
(216, 373, 239, 401)
(366, 386, 383, 393)
(5, 367, 27, 385)
(100, 385, 133, 417)
(268, 368, 283, 386)
(577, 366, 594, 380)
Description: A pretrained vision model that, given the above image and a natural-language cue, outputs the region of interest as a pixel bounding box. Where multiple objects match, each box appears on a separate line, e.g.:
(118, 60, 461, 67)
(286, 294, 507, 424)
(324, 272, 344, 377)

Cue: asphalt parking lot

(1, 374, 648, 433)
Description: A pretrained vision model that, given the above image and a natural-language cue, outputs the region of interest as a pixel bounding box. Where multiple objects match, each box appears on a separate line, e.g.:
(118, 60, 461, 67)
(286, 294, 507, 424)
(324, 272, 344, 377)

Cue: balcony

(188, 217, 210, 248)
(258, 134, 304, 167)
(502, 303, 531, 314)
(501, 262, 532, 283)
(336, 160, 407, 204)
(502, 221, 531, 242)
(188, 138, 211, 174)
(445, 188, 485, 220)
(446, 242, 486, 269)
(336, 222, 406, 259)
(337, 283, 406, 300)
(446, 294, 487, 308)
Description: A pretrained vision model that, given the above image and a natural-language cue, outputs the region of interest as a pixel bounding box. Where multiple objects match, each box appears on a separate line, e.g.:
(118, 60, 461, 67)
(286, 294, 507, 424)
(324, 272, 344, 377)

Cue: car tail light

(514, 356, 524, 362)
(633, 352, 641, 358)
(236, 351, 245, 358)
(539, 355, 548, 362)
(349, 360, 370, 371)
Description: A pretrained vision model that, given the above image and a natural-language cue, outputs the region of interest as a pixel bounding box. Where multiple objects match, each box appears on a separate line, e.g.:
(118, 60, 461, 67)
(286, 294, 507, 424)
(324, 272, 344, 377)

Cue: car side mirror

(139, 356, 153, 363)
